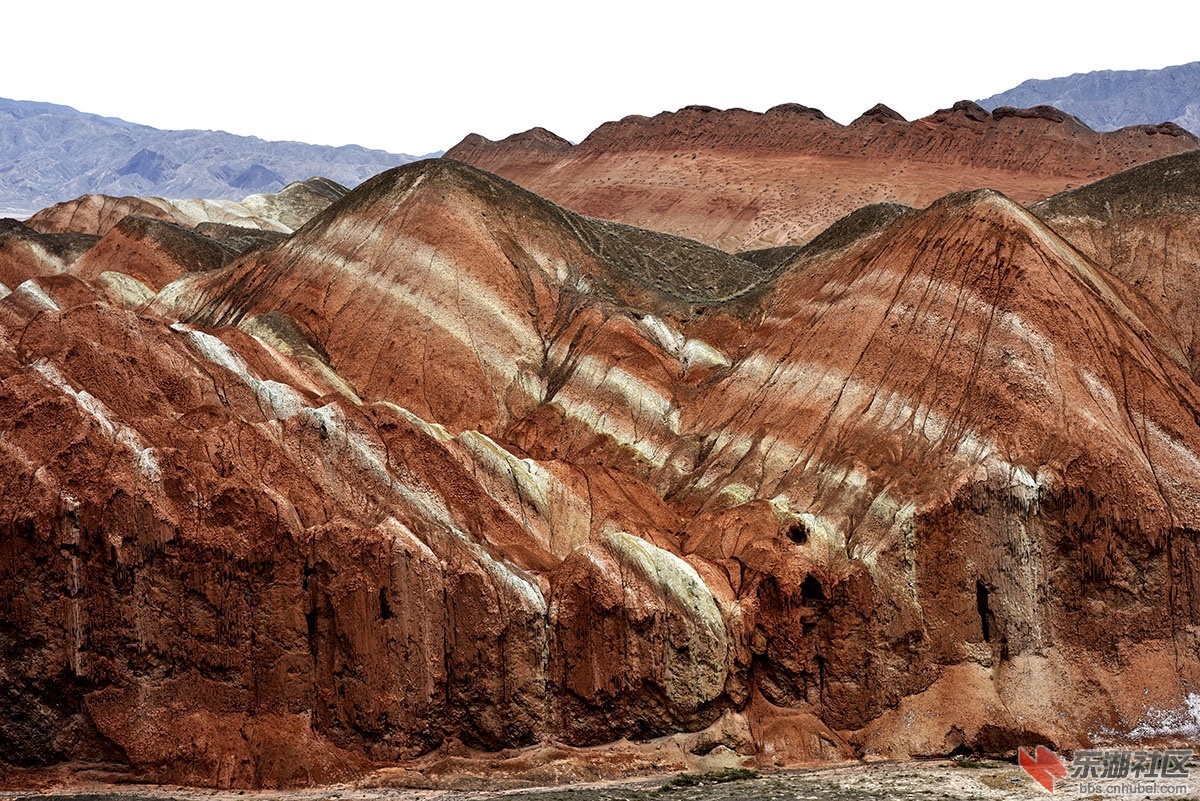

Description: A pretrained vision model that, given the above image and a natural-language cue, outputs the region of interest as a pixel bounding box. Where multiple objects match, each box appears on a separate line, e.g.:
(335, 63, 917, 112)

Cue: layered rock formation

(3, 157, 1200, 788)
(445, 102, 1199, 250)
(24, 177, 350, 238)
(0, 180, 344, 303)
(1033, 149, 1200, 379)
(0, 219, 98, 291)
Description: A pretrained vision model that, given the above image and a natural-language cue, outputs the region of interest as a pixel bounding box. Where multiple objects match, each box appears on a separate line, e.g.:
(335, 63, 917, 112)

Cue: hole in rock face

(379, 587, 393, 621)
(305, 608, 318, 658)
(801, 574, 825, 600)
(976, 580, 991, 642)
(787, 522, 809, 545)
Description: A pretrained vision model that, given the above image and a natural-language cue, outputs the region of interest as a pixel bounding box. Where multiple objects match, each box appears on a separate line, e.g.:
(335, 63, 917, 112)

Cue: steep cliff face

(0, 278, 560, 784)
(3, 159, 1200, 788)
(445, 102, 1199, 250)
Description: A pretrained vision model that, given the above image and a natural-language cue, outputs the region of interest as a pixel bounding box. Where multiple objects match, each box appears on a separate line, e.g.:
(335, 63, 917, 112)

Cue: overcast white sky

(3, 1, 1196, 156)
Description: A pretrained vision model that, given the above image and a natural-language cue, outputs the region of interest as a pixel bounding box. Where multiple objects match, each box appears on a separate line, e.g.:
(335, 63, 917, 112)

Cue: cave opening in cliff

(976, 580, 991, 642)
(379, 587, 393, 620)
(801, 574, 825, 600)
(305, 608, 318, 657)
(788, 521, 809, 544)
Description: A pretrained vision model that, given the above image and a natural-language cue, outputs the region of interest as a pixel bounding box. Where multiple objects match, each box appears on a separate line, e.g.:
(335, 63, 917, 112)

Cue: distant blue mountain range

(0, 97, 427, 213)
(979, 62, 1200, 136)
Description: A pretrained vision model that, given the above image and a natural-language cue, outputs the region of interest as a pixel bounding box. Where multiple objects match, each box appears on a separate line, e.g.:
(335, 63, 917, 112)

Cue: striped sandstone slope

(446, 102, 1199, 250)
(4, 159, 1200, 787)
(1034, 149, 1200, 379)
(0, 180, 343, 305)
(23, 177, 349, 237)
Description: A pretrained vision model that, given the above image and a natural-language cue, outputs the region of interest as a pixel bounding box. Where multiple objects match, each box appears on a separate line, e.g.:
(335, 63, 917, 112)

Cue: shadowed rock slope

(0, 219, 98, 290)
(446, 102, 1198, 250)
(1034, 149, 1200, 379)
(4, 159, 1200, 787)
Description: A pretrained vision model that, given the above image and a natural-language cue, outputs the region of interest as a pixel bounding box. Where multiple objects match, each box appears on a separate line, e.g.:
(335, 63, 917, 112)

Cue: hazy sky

(3, 1, 1197, 156)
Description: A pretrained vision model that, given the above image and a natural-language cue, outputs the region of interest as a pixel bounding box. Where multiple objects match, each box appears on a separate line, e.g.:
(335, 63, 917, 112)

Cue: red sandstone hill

(4, 159, 1200, 787)
(445, 102, 1200, 250)
(1034, 149, 1200, 380)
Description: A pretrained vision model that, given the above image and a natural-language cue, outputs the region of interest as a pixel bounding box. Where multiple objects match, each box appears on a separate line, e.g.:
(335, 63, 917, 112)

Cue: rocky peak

(992, 104, 1082, 124)
(923, 99, 992, 124)
(853, 103, 907, 123)
(764, 102, 834, 121)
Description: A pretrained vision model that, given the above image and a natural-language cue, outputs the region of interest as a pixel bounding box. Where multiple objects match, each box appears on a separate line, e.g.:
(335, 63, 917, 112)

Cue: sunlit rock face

(445, 102, 1199, 250)
(3, 157, 1200, 787)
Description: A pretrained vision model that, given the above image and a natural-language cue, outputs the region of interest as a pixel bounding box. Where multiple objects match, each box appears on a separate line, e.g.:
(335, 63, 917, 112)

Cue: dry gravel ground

(6, 760, 1200, 801)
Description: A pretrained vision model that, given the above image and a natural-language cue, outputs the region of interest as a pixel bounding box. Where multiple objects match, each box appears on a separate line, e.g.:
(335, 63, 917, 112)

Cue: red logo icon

(1019, 745, 1067, 793)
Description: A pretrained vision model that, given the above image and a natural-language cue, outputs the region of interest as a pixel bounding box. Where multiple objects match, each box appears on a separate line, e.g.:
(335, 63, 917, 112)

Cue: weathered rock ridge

(445, 102, 1199, 250)
(2, 158, 1200, 788)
